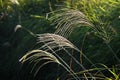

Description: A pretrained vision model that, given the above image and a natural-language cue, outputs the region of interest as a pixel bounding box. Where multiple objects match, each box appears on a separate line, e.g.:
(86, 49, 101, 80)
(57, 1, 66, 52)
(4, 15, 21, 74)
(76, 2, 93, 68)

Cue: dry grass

(49, 9, 93, 37)
(19, 50, 61, 77)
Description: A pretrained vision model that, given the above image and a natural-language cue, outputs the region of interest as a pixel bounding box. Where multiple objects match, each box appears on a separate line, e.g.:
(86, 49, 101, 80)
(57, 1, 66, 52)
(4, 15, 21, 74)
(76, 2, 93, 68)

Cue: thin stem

(22, 27, 36, 38)
(70, 49, 74, 69)
(48, 1, 54, 14)
(80, 32, 88, 64)
(106, 43, 120, 63)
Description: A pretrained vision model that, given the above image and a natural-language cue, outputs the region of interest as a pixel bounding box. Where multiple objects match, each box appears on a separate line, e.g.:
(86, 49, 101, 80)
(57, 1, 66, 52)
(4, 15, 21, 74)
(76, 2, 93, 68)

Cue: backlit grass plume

(19, 50, 61, 77)
(37, 33, 79, 51)
(49, 9, 93, 37)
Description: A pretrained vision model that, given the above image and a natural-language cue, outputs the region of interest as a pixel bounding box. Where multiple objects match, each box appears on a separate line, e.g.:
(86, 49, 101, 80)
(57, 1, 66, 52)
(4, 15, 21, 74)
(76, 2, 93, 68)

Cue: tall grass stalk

(15, 25, 36, 37)
(37, 33, 81, 79)
(106, 43, 120, 63)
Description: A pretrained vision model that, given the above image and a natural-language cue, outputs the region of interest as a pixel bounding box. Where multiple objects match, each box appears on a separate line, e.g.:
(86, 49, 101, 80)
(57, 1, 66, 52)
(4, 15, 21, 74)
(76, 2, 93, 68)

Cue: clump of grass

(18, 0, 120, 80)
(20, 33, 100, 79)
